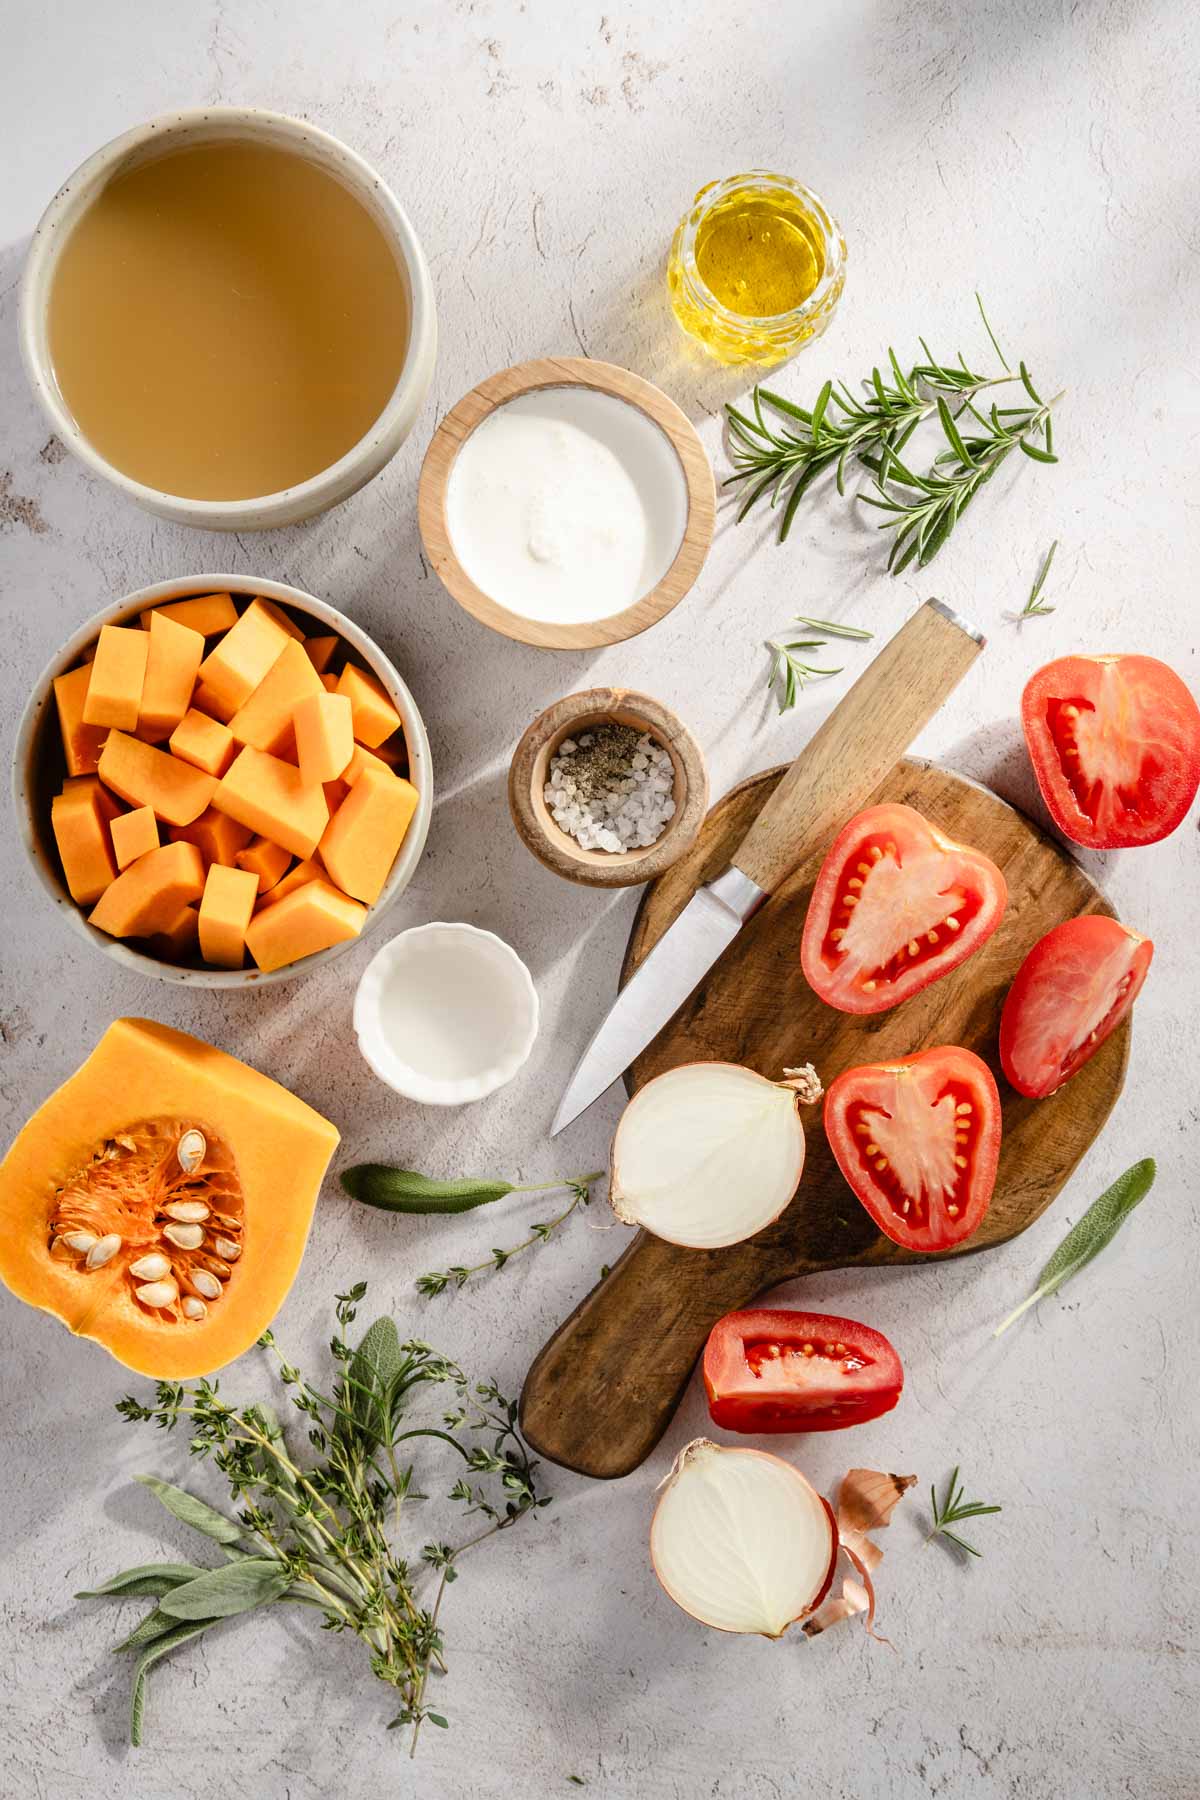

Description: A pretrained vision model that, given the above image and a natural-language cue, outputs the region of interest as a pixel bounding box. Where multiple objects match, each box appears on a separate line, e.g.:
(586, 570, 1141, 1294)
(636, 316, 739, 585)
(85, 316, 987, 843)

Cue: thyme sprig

(88, 1284, 547, 1752)
(926, 1467, 1001, 1558)
(416, 1176, 599, 1296)
(726, 297, 1060, 571)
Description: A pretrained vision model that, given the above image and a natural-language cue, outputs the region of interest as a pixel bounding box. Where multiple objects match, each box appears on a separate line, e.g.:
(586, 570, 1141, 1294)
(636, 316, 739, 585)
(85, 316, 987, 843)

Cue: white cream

(444, 386, 689, 625)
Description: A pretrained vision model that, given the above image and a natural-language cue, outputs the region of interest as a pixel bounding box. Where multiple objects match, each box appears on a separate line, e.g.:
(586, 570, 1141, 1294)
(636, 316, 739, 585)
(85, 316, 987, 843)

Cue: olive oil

(47, 139, 410, 501)
(668, 172, 846, 367)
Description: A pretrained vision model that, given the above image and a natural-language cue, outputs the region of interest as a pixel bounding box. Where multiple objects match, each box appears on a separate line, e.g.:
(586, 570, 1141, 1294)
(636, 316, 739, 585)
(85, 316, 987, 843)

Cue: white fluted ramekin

(19, 107, 437, 531)
(354, 923, 540, 1105)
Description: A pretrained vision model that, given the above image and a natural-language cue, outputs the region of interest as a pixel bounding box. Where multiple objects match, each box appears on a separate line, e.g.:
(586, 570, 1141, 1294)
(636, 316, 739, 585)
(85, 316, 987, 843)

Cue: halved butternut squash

(0, 1018, 339, 1377)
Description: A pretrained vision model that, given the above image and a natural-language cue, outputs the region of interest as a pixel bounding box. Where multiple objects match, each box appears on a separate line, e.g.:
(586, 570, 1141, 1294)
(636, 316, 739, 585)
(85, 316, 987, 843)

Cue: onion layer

(610, 1062, 820, 1249)
(650, 1439, 837, 1637)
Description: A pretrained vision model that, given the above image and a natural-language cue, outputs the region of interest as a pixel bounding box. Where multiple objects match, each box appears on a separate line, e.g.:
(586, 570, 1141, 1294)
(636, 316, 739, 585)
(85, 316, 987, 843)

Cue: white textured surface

(2, 4, 1198, 1797)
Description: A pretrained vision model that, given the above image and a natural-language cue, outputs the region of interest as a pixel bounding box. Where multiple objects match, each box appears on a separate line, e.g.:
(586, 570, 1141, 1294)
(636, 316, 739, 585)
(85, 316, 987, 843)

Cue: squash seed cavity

(47, 1119, 243, 1324)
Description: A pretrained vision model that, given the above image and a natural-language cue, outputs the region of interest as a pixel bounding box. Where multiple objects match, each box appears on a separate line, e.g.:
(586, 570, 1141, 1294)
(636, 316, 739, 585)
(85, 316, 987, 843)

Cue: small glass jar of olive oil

(667, 172, 846, 367)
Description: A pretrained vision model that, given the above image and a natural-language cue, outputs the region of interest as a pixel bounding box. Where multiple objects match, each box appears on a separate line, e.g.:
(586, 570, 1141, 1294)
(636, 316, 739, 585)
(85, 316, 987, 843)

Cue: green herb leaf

(157, 1558, 291, 1621)
(1019, 540, 1058, 618)
(793, 615, 873, 641)
(130, 1619, 222, 1747)
(341, 1166, 513, 1214)
(76, 1562, 209, 1600)
(994, 1158, 1156, 1335)
(134, 1475, 243, 1545)
(926, 1466, 1001, 1559)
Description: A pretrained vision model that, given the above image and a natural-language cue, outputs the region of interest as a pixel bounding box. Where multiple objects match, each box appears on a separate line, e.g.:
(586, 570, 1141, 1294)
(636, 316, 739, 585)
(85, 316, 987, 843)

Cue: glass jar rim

(673, 171, 847, 332)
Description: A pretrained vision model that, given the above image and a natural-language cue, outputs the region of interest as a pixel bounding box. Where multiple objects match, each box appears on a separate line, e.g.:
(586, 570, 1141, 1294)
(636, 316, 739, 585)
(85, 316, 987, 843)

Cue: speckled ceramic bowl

(19, 107, 437, 530)
(13, 574, 434, 988)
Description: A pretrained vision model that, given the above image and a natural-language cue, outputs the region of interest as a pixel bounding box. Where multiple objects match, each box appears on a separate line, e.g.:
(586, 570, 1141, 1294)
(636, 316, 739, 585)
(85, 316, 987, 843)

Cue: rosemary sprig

(1018, 540, 1058, 618)
(726, 296, 1060, 571)
(764, 616, 872, 712)
(994, 1158, 1156, 1336)
(86, 1284, 547, 1752)
(416, 1176, 599, 1296)
(926, 1467, 1001, 1558)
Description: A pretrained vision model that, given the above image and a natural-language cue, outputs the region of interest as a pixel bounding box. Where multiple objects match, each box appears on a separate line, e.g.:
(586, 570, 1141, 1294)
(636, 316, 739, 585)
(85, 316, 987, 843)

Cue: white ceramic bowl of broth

(13, 575, 434, 987)
(19, 108, 437, 531)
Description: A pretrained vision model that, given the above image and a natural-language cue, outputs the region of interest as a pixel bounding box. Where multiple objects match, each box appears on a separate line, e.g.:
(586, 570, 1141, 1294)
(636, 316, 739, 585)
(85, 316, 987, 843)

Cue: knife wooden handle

(732, 600, 984, 893)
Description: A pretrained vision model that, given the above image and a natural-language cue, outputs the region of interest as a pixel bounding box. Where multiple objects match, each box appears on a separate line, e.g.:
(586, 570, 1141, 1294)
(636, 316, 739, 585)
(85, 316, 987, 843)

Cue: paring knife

(550, 599, 985, 1135)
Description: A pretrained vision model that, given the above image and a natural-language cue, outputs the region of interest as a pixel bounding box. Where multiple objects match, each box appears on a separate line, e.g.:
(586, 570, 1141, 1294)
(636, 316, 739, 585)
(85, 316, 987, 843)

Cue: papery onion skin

(649, 1438, 837, 1638)
(610, 1062, 809, 1250)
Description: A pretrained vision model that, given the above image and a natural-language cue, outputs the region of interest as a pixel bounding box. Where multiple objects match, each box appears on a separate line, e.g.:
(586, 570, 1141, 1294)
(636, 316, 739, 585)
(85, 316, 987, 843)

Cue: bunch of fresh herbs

(81, 1284, 548, 1751)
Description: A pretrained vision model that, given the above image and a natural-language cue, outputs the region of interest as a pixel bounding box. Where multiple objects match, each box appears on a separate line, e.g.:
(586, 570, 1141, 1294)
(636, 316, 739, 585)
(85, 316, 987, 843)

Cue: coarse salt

(544, 726, 676, 854)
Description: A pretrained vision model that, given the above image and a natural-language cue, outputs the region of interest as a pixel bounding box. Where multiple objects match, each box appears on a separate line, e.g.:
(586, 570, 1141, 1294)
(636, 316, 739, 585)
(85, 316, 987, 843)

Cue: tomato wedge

(703, 1309, 903, 1434)
(999, 914, 1152, 1098)
(800, 803, 1007, 1015)
(824, 1046, 1001, 1252)
(1022, 653, 1200, 849)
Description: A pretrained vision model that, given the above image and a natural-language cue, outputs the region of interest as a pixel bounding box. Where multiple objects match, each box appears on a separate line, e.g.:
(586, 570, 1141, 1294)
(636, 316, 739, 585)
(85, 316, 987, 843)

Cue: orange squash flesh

(169, 707, 236, 777)
(213, 746, 329, 859)
(0, 1018, 339, 1378)
(53, 663, 108, 777)
(245, 879, 367, 971)
(320, 767, 419, 904)
(140, 593, 238, 636)
(198, 863, 259, 968)
(295, 690, 354, 786)
(138, 612, 205, 741)
(228, 638, 323, 757)
(109, 805, 159, 871)
(51, 778, 120, 904)
(99, 731, 216, 827)
(89, 841, 206, 937)
(303, 635, 339, 673)
(169, 807, 254, 870)
(196, 604, 291, 717)
(236, 835, 292, 894)
(254, 855, 324, 910)
(336, 663, 403, 748)
(83, 625, 149, 731)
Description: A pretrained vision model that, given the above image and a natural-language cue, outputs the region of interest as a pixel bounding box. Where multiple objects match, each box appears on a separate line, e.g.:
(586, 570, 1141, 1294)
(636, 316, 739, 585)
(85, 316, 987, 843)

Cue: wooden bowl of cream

(418, 358, 715, 649)
(19, 108, 436, 531)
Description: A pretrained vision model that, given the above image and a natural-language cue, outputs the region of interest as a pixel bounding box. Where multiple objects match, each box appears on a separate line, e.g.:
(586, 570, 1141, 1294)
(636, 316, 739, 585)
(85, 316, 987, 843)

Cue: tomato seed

(954, 1155, 967, 1169)
(856, 862, 870, 875)
(870, 846, 882, 861)
(875, 1158, 888, 1171)
(861, 979, 877, 991)
(848, 877, 863, 890)
(946, 916, 960, 930)
(843, 893, 859, 907)
(947, 1203, 960, 1217)
(802, 1343, 814, 1355)
(927, 929, 939, 944)
(865, 1142, 879, 1155)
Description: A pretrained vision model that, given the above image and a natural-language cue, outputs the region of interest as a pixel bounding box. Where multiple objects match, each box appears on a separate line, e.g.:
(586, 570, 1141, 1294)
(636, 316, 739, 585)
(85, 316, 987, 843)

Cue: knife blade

(550, 599, 985, 1135)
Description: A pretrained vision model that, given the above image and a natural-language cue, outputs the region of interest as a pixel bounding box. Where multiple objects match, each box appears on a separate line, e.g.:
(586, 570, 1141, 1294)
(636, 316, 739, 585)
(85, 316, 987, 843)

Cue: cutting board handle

(733, 599, 984, 893)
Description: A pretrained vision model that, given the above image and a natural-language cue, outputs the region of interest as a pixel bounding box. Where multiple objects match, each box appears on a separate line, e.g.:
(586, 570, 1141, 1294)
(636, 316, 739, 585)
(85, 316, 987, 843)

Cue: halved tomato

(703, 1308, 903, 1434)
(800, 803, 1007, 1014)
(999, 914, 1152, 1098)
(824, 1046, 1001, 1252)
(1022, 653, 1200, 849)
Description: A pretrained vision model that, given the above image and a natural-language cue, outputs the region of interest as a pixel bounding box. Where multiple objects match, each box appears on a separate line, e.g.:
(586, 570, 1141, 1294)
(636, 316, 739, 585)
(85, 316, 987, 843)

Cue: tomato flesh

(824, 1046, 1001, 1252)
(801, 803, 1006, 1015)
(999, 914, 1153, 1098)
(1022, 654, 1200, 849)
(703, 1308, 903, 1434)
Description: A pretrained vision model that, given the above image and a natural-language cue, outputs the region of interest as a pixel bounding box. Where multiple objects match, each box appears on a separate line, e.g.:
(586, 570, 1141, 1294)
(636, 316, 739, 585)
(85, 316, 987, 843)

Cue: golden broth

(47, 139, 410, 501)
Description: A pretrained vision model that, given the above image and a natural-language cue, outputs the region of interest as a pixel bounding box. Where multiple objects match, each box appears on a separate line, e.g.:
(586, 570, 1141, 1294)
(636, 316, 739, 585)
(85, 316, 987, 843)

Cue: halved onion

(610, 1062, 820, 1249)
(650, 1439, 837, 1637)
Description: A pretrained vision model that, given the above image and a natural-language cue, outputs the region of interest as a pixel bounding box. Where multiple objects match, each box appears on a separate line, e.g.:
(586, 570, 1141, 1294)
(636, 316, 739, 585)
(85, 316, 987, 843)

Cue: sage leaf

(76, 1562, 208, 1600)
(114, 1605, 204, 1654)
(135, 1473, 243, 1545)
(130, 1619, 221, 1748)
(994, 1157, 1156, 1336)
(341, 1165, 512, 1214)
(157, 1558, 291, 1621)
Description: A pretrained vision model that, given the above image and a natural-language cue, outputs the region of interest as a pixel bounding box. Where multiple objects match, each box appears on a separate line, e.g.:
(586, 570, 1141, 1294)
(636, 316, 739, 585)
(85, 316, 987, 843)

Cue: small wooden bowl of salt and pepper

(508, 689, 709, 888)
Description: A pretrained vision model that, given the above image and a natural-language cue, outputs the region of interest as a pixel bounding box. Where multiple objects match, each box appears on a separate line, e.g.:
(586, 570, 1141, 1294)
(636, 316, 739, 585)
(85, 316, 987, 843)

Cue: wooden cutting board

(520, 755, 1129, 1479)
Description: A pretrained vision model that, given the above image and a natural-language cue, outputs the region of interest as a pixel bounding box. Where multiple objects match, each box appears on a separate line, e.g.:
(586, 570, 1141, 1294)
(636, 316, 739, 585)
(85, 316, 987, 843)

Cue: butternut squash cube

(319, 766, 418, 904)
(98, 731, 216, 827)
(89, 841, 206, 938)
(83, 626, 149, 731)
(53, 663, 107, 777)
(169, 708, 236, 777)
(294, 690, 354, 786)
(336, 664, 403, 748)
(323, 779, 350, 815)
(245, 879, 367, 973)
(303, 635, 339, 673)
(248, 596, 305, 642)
(138, 612, 205, 741)
(140, 592, 238, 636)
(235, 835, 292, 895)
(343, 743, 389, 786)
(196, 602, 291, 716)
(169, 808, 253, 869)
(192, 681, 238, 724)
(213, 746, 329, 859)
(228, 639, 323, 757)
(109, 805, 159, 871)
(254, 856, 323, 910)
(51, 778, 119, 904)
(321, 672, 340, 693)
(198, 863, 259, 968)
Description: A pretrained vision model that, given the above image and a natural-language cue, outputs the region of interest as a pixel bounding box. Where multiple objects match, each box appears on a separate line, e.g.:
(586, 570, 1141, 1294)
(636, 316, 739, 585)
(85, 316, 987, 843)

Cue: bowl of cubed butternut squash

(14, 576, 433, 985)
